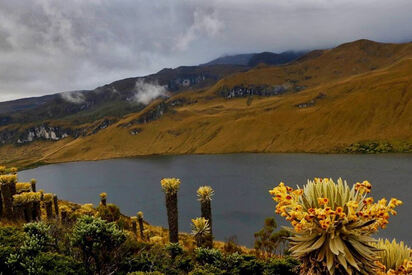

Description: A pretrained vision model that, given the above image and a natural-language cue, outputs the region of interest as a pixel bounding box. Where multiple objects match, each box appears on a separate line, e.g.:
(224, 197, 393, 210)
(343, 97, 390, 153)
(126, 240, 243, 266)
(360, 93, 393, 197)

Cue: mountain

(201, 51, 305, 66)
(0, 64, 247, 126)
(247, 51, 304, 66)
(201, 53, 254, 66)
(0, 39, 411, 168)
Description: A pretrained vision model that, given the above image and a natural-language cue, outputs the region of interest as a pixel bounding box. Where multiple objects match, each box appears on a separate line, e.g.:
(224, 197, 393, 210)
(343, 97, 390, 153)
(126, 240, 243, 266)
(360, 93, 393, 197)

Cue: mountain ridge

(0, 39, 411, 168)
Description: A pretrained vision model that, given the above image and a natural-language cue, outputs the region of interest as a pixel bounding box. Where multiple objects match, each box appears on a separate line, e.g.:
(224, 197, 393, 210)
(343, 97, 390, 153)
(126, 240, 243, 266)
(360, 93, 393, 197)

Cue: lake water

(19, 154, 412, 247)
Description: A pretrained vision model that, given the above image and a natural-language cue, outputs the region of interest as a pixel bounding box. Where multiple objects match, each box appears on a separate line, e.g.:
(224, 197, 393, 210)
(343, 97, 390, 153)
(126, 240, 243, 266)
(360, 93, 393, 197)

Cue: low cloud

(61, 91, 85, 104)
(0, 0, 411, 101)
(132, 79, 168, 105)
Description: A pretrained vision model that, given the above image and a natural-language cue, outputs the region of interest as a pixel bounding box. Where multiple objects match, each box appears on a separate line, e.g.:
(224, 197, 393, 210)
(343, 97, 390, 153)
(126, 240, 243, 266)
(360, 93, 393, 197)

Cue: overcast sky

(0, 0, 411, 102)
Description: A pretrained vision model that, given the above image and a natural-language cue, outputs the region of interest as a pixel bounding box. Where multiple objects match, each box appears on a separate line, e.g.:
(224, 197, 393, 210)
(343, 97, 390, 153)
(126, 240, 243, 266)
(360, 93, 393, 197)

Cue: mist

(61, 91, 85, 104)
(0, 0, 411, 101)
(132, 79, 169, 105)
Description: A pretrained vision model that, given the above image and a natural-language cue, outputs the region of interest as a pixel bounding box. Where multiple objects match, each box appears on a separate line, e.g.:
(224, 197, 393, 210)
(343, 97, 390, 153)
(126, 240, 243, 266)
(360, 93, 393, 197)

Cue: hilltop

(0, 39, 411, 168)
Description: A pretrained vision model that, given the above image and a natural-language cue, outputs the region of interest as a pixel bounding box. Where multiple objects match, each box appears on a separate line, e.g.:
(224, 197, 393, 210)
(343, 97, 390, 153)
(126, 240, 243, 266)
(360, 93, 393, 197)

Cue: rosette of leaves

(374, 239, 412, 274)
(191, 217, 210, 248)
(270, 178, 402, 275)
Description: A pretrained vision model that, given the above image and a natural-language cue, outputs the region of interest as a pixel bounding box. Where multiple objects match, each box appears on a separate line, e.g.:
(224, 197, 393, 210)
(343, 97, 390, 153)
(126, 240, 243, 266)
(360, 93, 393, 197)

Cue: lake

(19, 154, 412, 247)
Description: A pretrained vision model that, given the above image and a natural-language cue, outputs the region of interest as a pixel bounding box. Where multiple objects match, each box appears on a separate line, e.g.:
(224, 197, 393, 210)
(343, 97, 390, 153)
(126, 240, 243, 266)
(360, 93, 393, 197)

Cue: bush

(97, 203, 121, 222)
(190, 264, 224, 275)
(194, 247, 223, 266)
(254, 217, 290, 256)
(238, 255, 264, 275)
(263, 257, 299, 275)
(165, 242, 183, 258)
(128, 272, 164, 275)
(26, 252, 86, 275)
(70, 215, 126, 274)
(0, 227, 24, 273)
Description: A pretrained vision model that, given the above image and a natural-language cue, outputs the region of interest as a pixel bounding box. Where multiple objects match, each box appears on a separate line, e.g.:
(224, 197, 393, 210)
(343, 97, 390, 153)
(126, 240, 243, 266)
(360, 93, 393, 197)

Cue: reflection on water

(20, 153, 412, 246)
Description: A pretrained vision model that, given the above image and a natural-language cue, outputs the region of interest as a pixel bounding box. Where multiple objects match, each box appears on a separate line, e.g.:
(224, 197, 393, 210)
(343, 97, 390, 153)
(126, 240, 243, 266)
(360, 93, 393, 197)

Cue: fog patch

(61, 91, 85, 104)
(132, 79, 168, 105)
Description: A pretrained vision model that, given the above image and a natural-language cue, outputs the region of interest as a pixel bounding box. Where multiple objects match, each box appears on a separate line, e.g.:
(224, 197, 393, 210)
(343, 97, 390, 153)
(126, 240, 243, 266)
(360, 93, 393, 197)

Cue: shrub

(128, 272, 164, 275)
(0, 227, 24, 273)
(263, 256, 299, 275)
(190, 264, 224, 275)
(97, 203, 121, 222)
(194, 247, 223, 266)
(165, 242, 184, 258)
(254, 217, 291, 257)
(269, 178, 402, 274)
(238, 255, 265, 275)
(26, 252, 86, 275)
(70, 215, 126, 274)
(7, 222, 54, 274)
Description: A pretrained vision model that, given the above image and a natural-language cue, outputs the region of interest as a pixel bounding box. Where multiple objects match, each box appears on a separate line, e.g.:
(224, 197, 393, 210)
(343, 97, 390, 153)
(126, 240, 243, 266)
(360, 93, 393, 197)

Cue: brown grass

(1, 40, 411, 168)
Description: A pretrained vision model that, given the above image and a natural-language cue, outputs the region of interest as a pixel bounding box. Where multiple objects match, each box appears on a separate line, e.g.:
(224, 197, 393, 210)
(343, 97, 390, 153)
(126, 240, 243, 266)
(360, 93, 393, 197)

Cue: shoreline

(16, 150, 412, 171)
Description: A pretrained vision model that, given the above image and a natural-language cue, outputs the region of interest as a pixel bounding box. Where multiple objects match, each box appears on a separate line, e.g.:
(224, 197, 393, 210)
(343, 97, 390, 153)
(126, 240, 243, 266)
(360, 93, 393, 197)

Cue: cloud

(61, 91, 85, 104)
(175, 8, 223, 51)
(0, 0, 411, 102)
(132, 79, 169, 105)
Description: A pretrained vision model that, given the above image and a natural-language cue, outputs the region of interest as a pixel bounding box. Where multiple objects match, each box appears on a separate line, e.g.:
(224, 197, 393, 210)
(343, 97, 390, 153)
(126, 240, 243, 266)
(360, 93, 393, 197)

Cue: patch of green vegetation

(344, 141, 412, 153)
(0, 217, 299, 275)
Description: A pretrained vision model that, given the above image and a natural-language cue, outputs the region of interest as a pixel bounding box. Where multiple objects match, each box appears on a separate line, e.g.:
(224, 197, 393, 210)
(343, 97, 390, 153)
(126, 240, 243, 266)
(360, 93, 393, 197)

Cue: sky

(0, 0, 411, 102)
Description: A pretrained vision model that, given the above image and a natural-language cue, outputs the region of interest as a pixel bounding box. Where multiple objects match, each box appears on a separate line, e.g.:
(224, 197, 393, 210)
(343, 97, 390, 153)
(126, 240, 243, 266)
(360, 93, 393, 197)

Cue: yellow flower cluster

(0, 174, 17, 184)
(16, 182, 32, 192)
(13, 192, 42, 205)
(376, 259, 412, 275)
(197, 186, 214, 202)
(160, 178, 181, 194)
(269, 179, 402, 233)
(355, 180, 372, 194)
(43, 193, 54, 202)
(191, 217, 210, 235)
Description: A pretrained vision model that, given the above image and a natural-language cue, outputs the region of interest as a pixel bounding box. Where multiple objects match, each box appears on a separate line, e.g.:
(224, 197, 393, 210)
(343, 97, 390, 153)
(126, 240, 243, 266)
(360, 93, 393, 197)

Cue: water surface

(19, 154, 412, 246)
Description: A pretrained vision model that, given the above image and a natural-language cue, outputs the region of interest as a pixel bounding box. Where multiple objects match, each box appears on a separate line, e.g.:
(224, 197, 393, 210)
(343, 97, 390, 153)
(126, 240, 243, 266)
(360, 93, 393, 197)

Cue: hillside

(202, 51, 304, 66)
(0, 39, 411, 168)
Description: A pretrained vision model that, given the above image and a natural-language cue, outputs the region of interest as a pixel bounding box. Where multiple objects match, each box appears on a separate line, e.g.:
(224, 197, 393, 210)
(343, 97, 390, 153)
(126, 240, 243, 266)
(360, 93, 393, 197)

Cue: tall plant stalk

(161, 178, 181, 243)
(197, 186, 214, 248)
(137, 211, 145, 240)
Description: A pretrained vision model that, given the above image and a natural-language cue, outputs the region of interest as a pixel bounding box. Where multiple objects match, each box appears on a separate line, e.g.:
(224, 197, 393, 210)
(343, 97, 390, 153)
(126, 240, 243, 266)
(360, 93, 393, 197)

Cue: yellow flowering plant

(374, 239, 412, 275)
(269, 178, 403, 275)
(160, 178, 181, 194)
(197, 186, 214, 202)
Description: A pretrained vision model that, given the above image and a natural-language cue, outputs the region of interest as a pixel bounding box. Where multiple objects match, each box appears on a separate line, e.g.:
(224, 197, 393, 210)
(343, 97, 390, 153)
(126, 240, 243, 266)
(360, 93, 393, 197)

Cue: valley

(0, 39, 411, 168)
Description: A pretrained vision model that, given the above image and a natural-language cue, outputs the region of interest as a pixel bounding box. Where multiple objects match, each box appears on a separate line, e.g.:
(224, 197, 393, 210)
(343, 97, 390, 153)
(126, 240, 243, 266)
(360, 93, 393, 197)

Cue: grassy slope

(1, 40, 411, 167)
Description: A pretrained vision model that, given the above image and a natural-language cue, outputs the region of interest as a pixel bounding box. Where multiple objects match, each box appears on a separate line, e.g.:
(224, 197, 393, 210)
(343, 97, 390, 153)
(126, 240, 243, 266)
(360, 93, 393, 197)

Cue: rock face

(0, 119, 117, 145)
(136, 102, 168, 124)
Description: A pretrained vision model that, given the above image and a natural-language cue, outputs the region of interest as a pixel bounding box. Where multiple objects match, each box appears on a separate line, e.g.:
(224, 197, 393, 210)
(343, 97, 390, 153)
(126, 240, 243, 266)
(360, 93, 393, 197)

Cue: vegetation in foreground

(0, 166, 411, 274)
(270, 178, 411, 274)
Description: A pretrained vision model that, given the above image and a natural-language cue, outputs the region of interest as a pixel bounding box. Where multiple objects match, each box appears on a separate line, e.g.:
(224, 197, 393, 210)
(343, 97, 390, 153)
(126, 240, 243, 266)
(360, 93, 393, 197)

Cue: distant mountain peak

(202, 51, 306, 67)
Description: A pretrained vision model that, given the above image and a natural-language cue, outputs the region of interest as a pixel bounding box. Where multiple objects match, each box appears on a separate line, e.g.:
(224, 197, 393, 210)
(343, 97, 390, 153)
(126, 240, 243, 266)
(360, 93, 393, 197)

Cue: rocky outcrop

(90, 119, 116, 135)
(135, 102, 168, 124)
(129, 128, 142, 135)
(0, 118, 117, 145)
(295, 92, 326, 108)
(219, 82, 308, 100)
(14, 125, 73, 144)
(219, 85, 288, 99)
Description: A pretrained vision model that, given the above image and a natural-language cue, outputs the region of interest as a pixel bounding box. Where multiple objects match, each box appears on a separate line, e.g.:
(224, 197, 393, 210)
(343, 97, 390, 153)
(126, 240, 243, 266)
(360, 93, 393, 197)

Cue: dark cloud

(0, 0, 411, 101)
